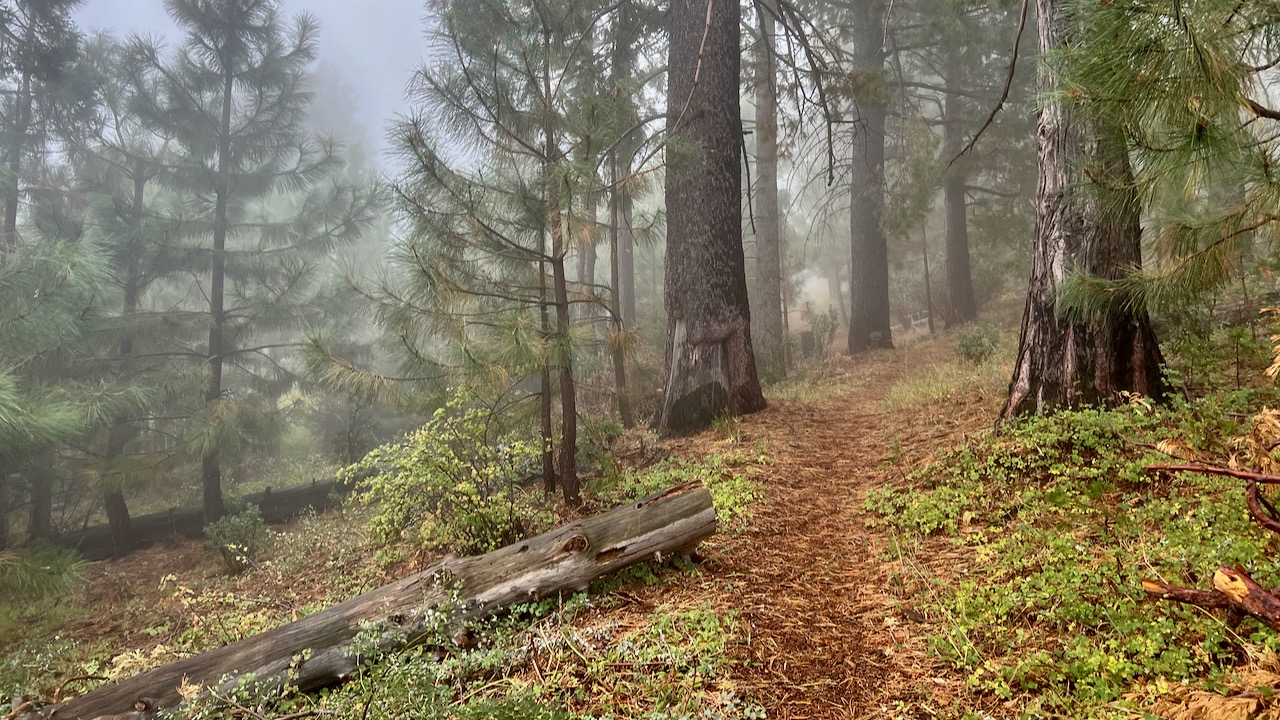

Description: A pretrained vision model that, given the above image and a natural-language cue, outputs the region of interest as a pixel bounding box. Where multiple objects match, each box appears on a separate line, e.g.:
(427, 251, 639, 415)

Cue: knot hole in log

(561, 535, 589, 555)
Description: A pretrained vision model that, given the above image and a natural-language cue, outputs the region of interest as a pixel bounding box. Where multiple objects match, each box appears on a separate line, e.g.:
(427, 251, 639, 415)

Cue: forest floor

(6, 336, 1016, 718)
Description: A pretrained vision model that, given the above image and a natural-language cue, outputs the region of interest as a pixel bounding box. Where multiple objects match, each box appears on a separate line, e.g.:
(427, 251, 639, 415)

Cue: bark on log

(1142, 568, 1280, 631)
(54, 480, 348, 561)
(37, 482, 716, 720)
(1214, 567, 1280, 631)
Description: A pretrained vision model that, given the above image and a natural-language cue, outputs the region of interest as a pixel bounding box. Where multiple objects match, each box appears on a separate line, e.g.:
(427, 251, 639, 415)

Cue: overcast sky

(74, 0, 429, 171)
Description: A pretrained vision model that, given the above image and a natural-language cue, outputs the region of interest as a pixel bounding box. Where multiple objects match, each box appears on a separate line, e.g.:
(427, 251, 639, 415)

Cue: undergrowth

(866, 396, 1280, 717)
(0, 443, 770, 718)
(880, 330, 1012, 413)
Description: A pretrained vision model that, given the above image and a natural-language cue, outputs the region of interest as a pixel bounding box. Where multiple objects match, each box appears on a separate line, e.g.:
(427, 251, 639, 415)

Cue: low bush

(953, 324, 1000, 364)
(341, 394, 550, 557)
(205, 502, 269, 573)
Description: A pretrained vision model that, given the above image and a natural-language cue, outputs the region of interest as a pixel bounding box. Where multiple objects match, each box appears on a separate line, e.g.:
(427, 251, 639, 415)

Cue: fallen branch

(1142, 568, 1280, 630)
(1141, 463, 1280, 630)
(1145, 463, 1280, 485)
(1140, 578, 1232, 610)
(34, 482, 717, 720)
(1214, 567, 1280, 631)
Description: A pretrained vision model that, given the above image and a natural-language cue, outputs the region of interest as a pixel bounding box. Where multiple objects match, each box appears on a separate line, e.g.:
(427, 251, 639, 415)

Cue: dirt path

(677, 344, 998, 718)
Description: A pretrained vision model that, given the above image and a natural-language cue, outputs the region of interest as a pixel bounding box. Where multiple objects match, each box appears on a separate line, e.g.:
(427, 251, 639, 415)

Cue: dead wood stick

(1146, 464, 1280, 485)
(1141, 578, 1232, 609)
(1142, 568, 1280, 632)
(1214, 567, 1280, 631)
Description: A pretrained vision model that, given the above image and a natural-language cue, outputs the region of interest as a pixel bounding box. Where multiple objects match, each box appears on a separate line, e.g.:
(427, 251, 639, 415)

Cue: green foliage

(205, 502, 269, 573)
(596, 450, 768, 529)
(308, 598, 758, 720)
(1161, 307, 1279, 403)
(1056, 0, 1280, 314)
(0, 546, 84, 600)
(866, 401, 1279, 714)
(953, 324, 999, 364)
(801, 303, 840, 358)
(160, 573, 283, 650)
(342, 394, 549, 556)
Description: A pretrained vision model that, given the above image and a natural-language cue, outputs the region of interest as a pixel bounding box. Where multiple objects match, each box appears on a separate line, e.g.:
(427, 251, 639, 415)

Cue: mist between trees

(0, 0, 1270, 571)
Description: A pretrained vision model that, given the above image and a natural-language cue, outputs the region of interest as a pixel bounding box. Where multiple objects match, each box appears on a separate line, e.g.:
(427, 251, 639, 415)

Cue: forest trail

(662, 342, 999, 718)
(32, 340, 1002, 719)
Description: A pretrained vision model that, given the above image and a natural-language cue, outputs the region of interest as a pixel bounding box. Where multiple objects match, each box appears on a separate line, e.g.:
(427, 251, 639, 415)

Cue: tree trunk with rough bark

(942, 57, 976, 327)
(847, 0, 893, 353)
(753, 2, 785, 380)
(39, 483, 716, 720)
(660, 0, 766, 435)
(1002, 0, 1166, 417)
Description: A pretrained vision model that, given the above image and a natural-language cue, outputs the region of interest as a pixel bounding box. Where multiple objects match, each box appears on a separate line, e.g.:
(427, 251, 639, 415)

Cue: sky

(74, 0, 430, 171)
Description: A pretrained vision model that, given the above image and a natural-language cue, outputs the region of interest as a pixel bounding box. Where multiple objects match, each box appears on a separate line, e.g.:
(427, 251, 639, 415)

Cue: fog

(75, 0, 427, 170)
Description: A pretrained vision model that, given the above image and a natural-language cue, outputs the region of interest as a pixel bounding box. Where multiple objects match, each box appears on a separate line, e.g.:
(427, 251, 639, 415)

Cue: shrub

(205, 502, 269, 573)
(953, 323, 999, 363)
(801, 303, 840, 357)
(341, 394, 548, 556)
(0, 546, 84, 599)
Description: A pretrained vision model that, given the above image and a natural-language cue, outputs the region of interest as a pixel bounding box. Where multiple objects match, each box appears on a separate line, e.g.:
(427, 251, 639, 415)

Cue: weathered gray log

(55, 479, 348, 561)
(40, 482, 716, 720)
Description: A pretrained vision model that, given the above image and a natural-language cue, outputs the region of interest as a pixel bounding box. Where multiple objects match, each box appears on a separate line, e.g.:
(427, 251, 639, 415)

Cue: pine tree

(845, 0, 894, 353)
(129, 0, 379, 522)
(0, 0, 86, 255)
(1056, 0, 1280, 316)
(752, 0, 786, 378)
(659, 0, 767, 434)
(1001, 0, 1167, 416)
(379, 0, 623, 504)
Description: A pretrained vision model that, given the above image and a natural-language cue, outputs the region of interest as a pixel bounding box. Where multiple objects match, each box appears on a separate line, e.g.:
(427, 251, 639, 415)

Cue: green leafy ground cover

(868, 394, 1280, 717)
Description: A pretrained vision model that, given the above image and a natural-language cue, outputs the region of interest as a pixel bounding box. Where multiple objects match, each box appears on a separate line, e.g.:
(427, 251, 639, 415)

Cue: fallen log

(55, 479, 348, 561)
(36, 482, 716, 720)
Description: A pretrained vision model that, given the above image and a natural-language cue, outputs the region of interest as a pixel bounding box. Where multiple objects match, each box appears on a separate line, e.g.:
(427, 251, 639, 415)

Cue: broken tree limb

(1140, 578, 1232, 609)
(1214, 567, 1280, 631)
(1142, 568, 1280, 631)
(38, 482, 717, 720)
(1144, 463, 1280, 485)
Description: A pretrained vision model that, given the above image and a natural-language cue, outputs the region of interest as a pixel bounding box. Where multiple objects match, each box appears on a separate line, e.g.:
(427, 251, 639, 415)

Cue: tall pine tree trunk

(543, 31, 579, 505)
(618, 193, 636, 327)
(103, 167, 146, 555)
(847, 0, 893, 353)
(609, 155, 634, 428)
(539, 257, 557, 497)
(659, 0, 766, 435)
(202, 71, 234, 524)
(577, 231, 597, 321)
(942, 57, 976, 327)
(753, 2, 785, 380)
(1002, 0, 1166, 417)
